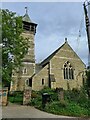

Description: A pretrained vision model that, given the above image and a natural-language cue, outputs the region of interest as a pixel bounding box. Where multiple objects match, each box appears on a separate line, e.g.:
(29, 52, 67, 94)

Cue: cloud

(1, 0, 84, 2)
(34, 2, 85, 37)
(2, 2, 88, 65)
(34, 2, 88, 64)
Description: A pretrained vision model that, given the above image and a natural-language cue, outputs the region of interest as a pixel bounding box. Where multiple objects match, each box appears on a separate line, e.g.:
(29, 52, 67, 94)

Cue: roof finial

(65, 38, 68, 43)
(25, 7, 28, 14)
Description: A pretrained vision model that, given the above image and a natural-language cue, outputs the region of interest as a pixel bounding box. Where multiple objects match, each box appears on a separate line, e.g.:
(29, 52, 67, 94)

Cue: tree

(2, 9, 28, 88)
(83, 69, 90, 98)
(86, 70, 90, 88)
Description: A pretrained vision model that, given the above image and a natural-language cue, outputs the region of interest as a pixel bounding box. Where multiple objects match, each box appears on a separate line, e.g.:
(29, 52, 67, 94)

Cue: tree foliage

(87, 70, 90, 87)
(2, 9, 28, 87)
(85, 69, 90, 97)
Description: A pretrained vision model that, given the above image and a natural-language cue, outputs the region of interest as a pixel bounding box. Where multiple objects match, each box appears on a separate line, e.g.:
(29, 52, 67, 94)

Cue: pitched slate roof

(22, 13, 32, 23)
(40, 41, 67, 67)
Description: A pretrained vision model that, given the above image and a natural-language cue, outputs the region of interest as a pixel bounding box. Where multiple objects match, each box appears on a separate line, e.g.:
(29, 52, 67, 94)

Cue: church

(10, 9, 86, 91)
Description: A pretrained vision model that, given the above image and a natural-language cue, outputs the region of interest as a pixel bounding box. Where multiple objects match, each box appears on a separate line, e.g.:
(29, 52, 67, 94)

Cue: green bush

(8, 91, 23, 104)
(30, 90, 42, 106)
(45, 101, 88, 117)
(30, 88, 58, 109)
(39, 87, 58, 101)
(30, 93, 42, 108)
(66, 102, 88, 117)
(31, 91, 38, 98)
(45, 101, 66, 114)
(39, 87, 55, 94)
(64, 88, 88, 103)
(30, 87, 90, 117)
(64, 89, 80, 102)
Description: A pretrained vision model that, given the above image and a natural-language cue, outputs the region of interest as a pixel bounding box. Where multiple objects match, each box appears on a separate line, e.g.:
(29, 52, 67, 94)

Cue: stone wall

(10, 30, 35, 91)
(11, 63, 35, 91)
(22, 32, 35, 62)
(11, 38, 85, 91)
(50, 42, 85, 90)
(32, 64, 49, 91)
(32, 42, 85, 91)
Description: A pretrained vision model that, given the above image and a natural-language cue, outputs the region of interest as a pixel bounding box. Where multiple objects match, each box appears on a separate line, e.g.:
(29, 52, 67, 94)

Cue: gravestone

(56, 88, 64, 101)
(23, 87, 32, 105)
(0, 87, 8, 106)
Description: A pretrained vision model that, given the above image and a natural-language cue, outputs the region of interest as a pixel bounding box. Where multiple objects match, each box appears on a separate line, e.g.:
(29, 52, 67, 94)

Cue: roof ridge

(40, 42, 66, 66)
(23, 14, 32, 23)
(40, 41, 85, 67)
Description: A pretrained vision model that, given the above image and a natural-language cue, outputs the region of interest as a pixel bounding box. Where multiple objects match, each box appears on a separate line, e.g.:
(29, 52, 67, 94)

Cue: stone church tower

(10, 8, 37, 91)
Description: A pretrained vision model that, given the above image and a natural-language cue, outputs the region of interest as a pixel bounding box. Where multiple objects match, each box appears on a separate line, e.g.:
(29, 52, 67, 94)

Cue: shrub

(45, 101, 63, 114)
(39, 87, 55, 94)
(39, 87, 58, 101)
(45, 101, 88, 117)
(64, 88, 88, 103)
(59, 100, 67, 108)
(30, 87, 90, 117)
(65, 102, 88, 117)
(64, 89, 80, 102)
(30, 93, 42, 108)
(8, 91, 23, 104)
(50, 92, 58, 101)
(31, 91, 38, 98)
(45, 101, 67, 112)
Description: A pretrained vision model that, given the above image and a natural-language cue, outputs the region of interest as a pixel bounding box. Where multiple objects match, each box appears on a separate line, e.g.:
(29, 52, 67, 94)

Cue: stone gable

(31, 40, 86, 91)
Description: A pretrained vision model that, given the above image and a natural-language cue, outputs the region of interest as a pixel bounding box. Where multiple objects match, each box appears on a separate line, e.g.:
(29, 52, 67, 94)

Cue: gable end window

(63, 61, 74, 80)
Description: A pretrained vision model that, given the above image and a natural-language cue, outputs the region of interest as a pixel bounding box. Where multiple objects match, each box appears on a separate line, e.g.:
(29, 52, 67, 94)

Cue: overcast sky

(2, 2, 89, 66)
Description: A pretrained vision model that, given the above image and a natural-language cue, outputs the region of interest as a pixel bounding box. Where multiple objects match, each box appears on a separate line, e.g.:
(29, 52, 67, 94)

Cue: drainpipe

(48, 62, 51, 88)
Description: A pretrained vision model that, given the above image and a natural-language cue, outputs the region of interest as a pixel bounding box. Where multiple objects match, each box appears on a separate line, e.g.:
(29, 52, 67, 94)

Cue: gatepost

(0, 87, 8, 106)
(23, 86, 32, 105)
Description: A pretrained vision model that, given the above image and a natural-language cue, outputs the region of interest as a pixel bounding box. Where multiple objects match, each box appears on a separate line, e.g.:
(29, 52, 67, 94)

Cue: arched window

(69, 68, 71, 79)
(64, 67, 66, 79)
(63, 61, 74, 80)
(23, 67, 27, 74)
(42, 78, 44, 85)
(66, 68, 68, 79)
(71, 68, 74, 79)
